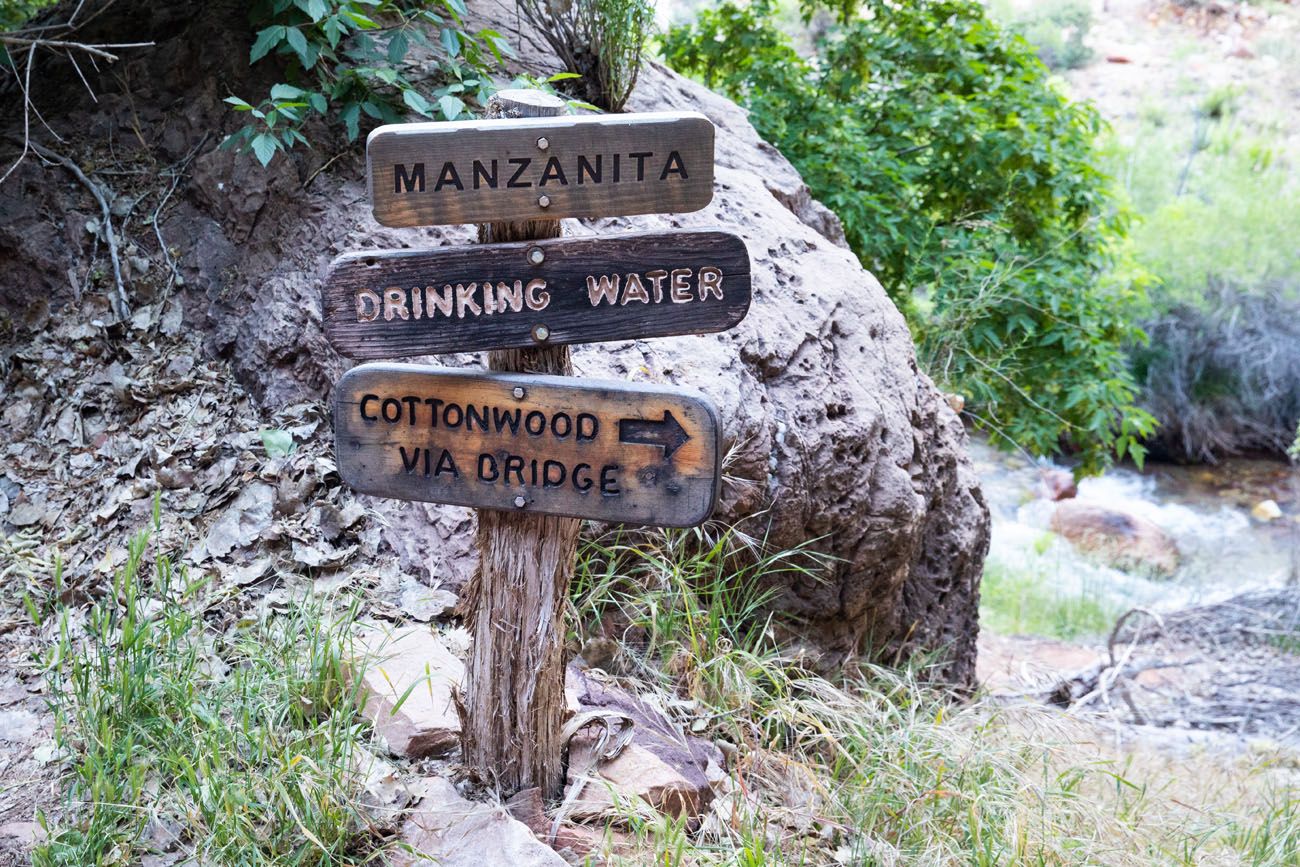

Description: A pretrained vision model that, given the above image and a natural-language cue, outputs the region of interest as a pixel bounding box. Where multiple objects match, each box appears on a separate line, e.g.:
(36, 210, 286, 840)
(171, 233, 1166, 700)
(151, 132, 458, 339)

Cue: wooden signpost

(334, 364, 720, 526)
(326, 89, 744, 800)
(367, 111, 715, 227)
(322, 230, 751, 357)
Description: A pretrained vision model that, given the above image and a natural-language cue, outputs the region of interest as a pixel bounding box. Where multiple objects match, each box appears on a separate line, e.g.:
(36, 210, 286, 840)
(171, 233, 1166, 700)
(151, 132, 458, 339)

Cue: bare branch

(0, 36, 153, 62)
(27, 140, 131, 321)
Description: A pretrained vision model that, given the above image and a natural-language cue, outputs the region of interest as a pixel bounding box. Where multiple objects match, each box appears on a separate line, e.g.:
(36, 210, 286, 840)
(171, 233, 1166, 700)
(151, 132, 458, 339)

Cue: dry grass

(573, 529, 1300, 866)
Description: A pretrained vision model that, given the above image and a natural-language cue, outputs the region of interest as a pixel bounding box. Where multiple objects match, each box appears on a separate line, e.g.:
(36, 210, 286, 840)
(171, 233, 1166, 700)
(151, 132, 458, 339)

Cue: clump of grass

(979, 558, 1124, 640)
(572, 526, 831, 705)
(33, 517, 374, 866)
(572, 525, 1300, 865)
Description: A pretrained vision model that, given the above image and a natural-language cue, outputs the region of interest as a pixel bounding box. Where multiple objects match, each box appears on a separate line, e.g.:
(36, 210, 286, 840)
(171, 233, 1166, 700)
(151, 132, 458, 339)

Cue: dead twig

(27, 140, 130, 321)
(0, 36, 153, 62)
(0, 16, 152, 185)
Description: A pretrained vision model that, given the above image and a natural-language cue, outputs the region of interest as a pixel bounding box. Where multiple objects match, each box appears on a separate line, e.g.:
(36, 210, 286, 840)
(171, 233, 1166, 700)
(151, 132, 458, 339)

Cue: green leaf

(340, 102, 361, 140)
(438, 94, 466, 120)
(546, 71, 582, 82)
(342, 10, 378, 29)
(223, 96, 255, 110)
(308, 92, 328, 114)
(250, 133, 279, 167)
(259, 428, 296, 458)
(439, 28, 461, 57)
(269, 83, 306, 101)
(249, 26, 286, 64)
(388, 31, 409, 65)
(402, 89, 433, 117)
(285, 26, 310, 66)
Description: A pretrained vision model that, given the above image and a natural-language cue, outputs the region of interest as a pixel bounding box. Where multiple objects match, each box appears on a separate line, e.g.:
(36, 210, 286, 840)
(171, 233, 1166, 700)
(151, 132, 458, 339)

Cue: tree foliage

(223, 0, 511, 165)
(663, 0, 1154, 473)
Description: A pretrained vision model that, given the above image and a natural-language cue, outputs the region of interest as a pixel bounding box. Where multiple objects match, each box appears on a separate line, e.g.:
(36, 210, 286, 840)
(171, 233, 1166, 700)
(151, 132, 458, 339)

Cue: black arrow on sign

(618, 411, 691, 460)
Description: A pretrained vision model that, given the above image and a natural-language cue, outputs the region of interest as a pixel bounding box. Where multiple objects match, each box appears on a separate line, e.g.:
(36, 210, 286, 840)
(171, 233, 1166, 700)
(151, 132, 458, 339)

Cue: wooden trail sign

(333, 363, 721, 526)
(367, 111, 715, 227)
(321, 230, 752, 358)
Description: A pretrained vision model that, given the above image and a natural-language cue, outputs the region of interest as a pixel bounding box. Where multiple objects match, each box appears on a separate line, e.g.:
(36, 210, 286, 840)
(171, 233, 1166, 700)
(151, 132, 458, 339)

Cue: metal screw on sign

(527, 246, 545, 265)
(537, 194, 551, 209)
(512, 386, 526, 399)
(513, 496, 527, 508)
(531, 324, 550, 343)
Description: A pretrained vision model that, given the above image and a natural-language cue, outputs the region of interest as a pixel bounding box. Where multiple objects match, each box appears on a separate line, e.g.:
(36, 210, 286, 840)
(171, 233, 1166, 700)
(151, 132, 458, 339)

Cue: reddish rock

(1039, 468, 1078, 501)
(563, 667, 719, 822)
(1050, 501, 1179, 576)
(348, 625, 463, 760)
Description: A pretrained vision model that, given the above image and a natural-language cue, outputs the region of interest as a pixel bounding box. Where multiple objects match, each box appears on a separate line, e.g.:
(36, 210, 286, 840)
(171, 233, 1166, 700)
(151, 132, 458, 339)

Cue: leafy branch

(223, 0, 512, 166)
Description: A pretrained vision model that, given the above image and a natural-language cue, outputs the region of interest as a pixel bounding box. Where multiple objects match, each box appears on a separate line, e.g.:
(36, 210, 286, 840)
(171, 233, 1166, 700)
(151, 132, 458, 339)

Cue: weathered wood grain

(333, 364, 721, 527)
(462, 90, 574, 801)
(321, 230, 751, 358)
(366, 111, 715, 227)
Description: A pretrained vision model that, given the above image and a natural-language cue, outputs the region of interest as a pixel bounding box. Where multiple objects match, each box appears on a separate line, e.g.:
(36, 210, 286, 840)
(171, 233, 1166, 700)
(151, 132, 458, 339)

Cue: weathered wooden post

(326, 94, 740, 802)
(463, 89, 575, 797)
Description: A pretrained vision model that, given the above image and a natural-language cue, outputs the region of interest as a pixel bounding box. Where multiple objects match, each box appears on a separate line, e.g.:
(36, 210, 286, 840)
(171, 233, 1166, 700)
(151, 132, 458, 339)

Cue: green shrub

(517, 0, 655, 111)
(223, 0, 511, 165)
(663, 0, 1153, 474)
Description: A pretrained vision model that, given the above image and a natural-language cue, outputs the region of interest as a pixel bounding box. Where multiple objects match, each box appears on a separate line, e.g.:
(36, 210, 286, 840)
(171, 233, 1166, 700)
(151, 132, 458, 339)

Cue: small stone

(0, 709, 41, 742)
(392, 777, 567, 867)
(349, 625, 464, 759)
(0, 821, 46, 847)
(397, 585, 459, 622)
(7, 502, 44, 528)
(1039, 468, 1078, 501)
(1251, 499, 1282, 522)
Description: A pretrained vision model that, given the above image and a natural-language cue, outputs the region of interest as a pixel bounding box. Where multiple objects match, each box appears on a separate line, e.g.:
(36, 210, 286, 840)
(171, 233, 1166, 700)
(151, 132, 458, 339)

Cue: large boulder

(0, 0, 989, 684)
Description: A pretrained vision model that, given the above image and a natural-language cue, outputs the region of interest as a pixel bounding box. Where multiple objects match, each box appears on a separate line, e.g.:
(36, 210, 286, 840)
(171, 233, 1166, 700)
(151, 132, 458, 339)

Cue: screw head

(531, 324, 550, 343)
(536, 136, 550, 150)
(527, 246, 545, 265)
(513, 495, 527, 508)
(512, 386, 526, 399)
(537, 194, 551, 209)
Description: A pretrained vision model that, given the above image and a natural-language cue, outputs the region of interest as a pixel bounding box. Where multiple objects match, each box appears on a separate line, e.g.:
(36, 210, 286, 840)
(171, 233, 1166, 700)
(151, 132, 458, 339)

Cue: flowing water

(972, 438, 1300, 616)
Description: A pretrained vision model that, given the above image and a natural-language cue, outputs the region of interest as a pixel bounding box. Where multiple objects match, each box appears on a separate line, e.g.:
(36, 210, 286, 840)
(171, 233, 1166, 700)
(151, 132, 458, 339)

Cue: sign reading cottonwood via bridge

(334, 364, 721, 526)
(321, 230, 751, 358)
(367, 112, 715, 227)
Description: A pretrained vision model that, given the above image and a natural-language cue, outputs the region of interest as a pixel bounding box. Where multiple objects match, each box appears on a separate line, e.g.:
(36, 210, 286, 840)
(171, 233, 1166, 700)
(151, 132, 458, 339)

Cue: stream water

(972, 437, 1300, 616)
